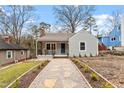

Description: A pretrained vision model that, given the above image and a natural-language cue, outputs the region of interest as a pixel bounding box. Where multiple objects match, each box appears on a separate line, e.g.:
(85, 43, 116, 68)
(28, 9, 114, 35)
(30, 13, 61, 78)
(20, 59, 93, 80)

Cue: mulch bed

(19, 67, 44, 88)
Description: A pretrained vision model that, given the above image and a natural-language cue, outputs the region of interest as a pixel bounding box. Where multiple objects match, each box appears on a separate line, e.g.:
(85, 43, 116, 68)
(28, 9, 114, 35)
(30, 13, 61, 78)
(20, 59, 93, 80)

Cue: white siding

(69, 31, 98, 57)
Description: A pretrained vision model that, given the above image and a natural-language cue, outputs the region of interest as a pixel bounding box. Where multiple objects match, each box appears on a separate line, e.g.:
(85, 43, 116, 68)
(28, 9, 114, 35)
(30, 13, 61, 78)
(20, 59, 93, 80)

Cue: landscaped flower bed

(0, 60, 49, 88)
(71, 58, 116, 88)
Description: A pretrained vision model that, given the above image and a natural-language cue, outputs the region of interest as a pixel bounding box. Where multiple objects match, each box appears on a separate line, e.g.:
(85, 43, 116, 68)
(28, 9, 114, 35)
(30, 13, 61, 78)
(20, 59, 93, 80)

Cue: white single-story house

(37, 30, 98, 57)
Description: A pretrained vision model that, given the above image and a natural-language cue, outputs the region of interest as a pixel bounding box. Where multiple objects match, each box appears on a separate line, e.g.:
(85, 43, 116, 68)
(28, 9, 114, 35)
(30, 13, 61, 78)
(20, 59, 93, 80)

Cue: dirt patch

(80, 55, 124, 88)
(73, 59, 113, 88)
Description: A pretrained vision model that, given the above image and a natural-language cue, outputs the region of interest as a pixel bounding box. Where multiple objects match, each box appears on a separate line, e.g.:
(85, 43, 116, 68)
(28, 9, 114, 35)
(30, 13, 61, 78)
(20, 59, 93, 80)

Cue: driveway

(29, 58, 91, 88)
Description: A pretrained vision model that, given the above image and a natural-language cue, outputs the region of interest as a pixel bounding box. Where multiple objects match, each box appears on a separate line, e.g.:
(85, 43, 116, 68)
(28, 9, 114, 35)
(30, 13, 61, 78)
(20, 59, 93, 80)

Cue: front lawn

(0, 61, 42, 88)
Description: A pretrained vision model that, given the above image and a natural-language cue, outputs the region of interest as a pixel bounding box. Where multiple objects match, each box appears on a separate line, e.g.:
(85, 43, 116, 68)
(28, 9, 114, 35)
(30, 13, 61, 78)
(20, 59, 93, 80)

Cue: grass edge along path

(0, 60, 45, 88)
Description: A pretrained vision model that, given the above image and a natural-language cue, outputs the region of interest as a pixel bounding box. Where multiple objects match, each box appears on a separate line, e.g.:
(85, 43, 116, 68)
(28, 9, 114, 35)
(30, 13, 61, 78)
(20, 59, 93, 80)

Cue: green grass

(0, 61, 42, 88)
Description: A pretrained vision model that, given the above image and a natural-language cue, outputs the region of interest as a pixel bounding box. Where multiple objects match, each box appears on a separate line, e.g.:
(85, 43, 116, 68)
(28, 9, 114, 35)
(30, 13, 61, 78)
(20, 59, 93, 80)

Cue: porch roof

(38, 33, 75, 42)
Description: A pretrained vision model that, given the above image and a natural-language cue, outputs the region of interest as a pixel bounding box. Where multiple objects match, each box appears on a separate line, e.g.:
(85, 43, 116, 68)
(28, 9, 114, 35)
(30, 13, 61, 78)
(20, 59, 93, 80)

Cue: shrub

(90, 53, 93, 57)
(73, 55, 76, 58)
(10, 79, 20, 88)
(41, 63, 45, 66)
(37, 65, 41, 69)
(79, 63, 84, 68)
(101, 82, 113, 88)
(45, 60, 49, 63)
(72, 59, 76, 63)
(67, 53, 69, 57)
(91, 72, 99, 81)
(81, 64, 85, 68)
(32, 69, 37, 73)
(84, 65, 90, 73)
(100, 54, 104, 57)
(52, 51, 55, 57)
(77, 63, 82, 68)
(79, 54, 82, 58)
(84, 54, 87, 57)
(76, 61, 79, 64)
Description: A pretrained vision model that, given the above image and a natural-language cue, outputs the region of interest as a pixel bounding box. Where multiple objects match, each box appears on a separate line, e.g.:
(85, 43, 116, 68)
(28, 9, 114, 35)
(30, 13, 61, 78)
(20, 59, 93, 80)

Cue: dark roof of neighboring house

(38, 33, 75, 42)
(0, 37, 28, 50)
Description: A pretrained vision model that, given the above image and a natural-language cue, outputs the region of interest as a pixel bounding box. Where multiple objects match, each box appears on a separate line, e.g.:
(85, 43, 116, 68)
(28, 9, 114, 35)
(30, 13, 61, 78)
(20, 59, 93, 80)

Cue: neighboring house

(98, 16, 124, 50)
(0, 36, 30, 65)
(98, 26, 121, 49)
(37, 30, 98, 57)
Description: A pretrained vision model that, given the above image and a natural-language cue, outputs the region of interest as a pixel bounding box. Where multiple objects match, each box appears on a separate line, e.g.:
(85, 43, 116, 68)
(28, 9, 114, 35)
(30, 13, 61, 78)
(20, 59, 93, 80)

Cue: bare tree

(106, 10, 122, 32)
(54, 5, 95, 33)
(0, 5, 34, 45)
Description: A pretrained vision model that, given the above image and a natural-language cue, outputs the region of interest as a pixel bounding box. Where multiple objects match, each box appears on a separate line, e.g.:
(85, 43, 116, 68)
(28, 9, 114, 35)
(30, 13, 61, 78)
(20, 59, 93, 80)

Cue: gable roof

(0, 37, 28, 50)
(38, 33, 75, 42)
(69, 30, 98, 41)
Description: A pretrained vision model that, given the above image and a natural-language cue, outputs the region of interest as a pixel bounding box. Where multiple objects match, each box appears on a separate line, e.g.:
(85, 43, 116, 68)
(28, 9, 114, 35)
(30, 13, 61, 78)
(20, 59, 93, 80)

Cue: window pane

(21, 50, 24, 55)
(46, 44, 50, 50)
(52, 44, 55, 50)
(80, 42, 85, 50)
(7, 51, 12, 59)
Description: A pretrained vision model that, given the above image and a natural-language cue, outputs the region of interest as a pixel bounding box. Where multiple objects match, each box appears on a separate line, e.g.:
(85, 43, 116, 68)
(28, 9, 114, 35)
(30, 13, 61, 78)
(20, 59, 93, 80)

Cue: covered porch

(39, 41, 69, 55)
(37, 32, 75, 57)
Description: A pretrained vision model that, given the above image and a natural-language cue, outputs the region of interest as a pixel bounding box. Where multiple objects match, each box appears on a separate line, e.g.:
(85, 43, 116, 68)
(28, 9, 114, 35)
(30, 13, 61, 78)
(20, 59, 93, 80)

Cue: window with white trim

(6, 51, 13, 59)
(21, 50, 24, 55)
(46, 43, 56, 50)
(80, 42, 85, 50)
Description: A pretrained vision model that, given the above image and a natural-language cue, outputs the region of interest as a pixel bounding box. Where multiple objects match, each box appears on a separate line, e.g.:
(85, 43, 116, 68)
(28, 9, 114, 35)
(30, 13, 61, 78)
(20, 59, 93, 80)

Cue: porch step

(54, 55, 68, 58)
(37, 55, 68, 60)
(37, 55, 53, 60)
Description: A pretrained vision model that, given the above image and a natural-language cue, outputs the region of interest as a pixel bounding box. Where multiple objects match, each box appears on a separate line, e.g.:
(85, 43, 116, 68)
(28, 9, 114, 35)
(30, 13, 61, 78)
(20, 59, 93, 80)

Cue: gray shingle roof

(0, 37, 28, 50)
(38, 33, 75, 42)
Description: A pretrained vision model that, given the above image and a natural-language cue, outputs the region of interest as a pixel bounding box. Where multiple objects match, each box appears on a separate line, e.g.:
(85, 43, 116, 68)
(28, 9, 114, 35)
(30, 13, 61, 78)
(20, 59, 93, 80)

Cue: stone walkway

(29, 58, 91, 88)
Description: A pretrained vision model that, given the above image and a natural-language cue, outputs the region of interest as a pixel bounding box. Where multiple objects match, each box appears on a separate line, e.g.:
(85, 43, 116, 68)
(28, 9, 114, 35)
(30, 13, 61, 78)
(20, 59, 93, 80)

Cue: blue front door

(61, 43, 65, 54)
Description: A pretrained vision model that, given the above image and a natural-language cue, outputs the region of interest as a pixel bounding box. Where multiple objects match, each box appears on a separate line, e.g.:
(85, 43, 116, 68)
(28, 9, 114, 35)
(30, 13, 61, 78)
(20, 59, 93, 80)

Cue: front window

(46, 44, 50, 50)
(6, 51, 12, 59)
(46, 43, 56, 50)
(21, 50, 24, 55)
(51, 44, 56, 50)
(80, 42, 85, 50)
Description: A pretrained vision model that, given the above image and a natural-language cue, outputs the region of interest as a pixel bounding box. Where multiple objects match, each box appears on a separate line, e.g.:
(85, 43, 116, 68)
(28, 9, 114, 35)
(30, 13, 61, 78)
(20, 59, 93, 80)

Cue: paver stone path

(29, 58, 90, 88)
